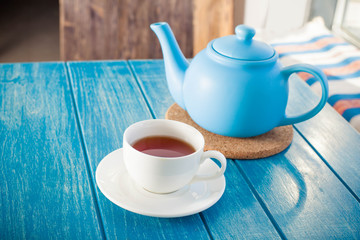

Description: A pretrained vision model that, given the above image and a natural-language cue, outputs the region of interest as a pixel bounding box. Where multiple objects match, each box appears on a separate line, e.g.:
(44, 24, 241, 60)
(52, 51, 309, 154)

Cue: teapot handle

(279, 64, 329, 126)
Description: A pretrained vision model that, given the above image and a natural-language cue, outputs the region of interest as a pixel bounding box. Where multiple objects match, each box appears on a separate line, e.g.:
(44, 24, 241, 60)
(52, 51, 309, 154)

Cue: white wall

(244, 0, 312, 39)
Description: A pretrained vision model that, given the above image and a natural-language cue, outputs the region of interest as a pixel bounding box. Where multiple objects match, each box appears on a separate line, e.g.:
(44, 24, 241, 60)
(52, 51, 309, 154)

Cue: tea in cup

(123, 119, 227, 194)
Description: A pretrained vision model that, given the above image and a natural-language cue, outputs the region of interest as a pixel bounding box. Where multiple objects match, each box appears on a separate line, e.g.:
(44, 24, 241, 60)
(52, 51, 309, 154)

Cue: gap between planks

(293, 125, 360, 203)
(65, 62, 108, 240)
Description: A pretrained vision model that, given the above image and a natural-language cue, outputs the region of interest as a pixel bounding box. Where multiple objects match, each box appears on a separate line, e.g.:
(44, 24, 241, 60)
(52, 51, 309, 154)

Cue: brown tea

(132, 136, 196, 157)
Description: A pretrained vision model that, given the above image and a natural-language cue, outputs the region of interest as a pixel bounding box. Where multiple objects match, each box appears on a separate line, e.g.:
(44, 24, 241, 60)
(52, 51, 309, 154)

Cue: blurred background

(0, 0, 358, 62)
(0, 0, 59, 62)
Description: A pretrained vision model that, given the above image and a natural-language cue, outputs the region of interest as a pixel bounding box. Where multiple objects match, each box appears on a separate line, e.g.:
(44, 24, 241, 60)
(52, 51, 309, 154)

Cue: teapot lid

(211, 25, 274, 61)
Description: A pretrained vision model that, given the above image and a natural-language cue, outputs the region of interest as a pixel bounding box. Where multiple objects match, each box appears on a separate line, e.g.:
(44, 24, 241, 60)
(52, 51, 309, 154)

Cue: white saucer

(95, 148, 226, 218)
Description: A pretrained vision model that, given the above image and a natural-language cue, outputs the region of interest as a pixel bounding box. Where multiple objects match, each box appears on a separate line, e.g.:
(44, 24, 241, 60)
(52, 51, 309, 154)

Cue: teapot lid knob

(235, 25, 255, 41)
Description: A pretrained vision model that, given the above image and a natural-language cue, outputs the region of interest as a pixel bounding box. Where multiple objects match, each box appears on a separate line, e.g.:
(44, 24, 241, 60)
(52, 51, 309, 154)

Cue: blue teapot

(150, 22, 329, 137)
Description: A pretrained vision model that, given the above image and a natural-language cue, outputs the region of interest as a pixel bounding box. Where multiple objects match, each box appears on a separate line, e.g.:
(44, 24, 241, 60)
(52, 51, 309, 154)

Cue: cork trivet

(165, 103, 293, 159)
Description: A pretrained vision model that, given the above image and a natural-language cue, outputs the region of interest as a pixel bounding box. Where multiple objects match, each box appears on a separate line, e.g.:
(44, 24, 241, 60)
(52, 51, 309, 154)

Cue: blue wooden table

(1, 60, 360, 239)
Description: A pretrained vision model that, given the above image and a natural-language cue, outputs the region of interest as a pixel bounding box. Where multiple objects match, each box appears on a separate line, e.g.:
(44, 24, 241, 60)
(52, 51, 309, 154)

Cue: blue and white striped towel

(269, 17, 360, 132)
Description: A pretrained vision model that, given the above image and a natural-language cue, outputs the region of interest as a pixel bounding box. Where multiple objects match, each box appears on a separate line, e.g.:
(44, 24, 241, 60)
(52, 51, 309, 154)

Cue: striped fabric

(269, 17, 360, 132)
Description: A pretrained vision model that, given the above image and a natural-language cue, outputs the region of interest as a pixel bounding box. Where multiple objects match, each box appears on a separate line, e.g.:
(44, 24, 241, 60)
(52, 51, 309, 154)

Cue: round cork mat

(165, 103, 293, 159)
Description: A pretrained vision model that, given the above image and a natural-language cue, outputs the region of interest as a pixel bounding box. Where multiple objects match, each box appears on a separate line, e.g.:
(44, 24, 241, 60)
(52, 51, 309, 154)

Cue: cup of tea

(123, 119, 227, 194)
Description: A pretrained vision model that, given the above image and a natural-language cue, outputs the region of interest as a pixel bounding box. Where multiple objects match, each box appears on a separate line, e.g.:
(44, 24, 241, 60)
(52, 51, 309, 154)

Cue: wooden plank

(0, 63, 103, 239)
(59, 0, 242, 60)
(66, 61, 211, 239)
(287, 77, 360, 199)
(129, 60, 360, 238)
(59, 0, 193, 60)
(237, 131, 360, 238)
(128, 60, 172, 118)
(202, 160, 281, 239)
(234, 0, 245, 27)
(193, 0, 235, 55)
(129, 60, 282, 239)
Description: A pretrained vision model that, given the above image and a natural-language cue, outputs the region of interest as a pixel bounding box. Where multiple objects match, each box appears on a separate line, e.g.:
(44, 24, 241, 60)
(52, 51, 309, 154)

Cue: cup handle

(191, 150, 227, 183)
(279, 63, 329, 126)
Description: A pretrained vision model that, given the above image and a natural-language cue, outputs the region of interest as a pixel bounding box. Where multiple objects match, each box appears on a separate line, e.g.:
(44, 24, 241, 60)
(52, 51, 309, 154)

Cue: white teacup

(123, 119, 227, 194)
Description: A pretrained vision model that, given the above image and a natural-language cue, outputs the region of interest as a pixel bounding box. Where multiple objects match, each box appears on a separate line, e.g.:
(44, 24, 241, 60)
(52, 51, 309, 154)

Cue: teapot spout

(150, 22, 189, 109)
